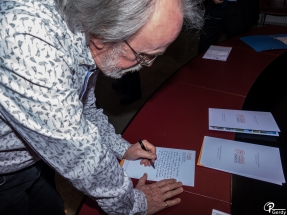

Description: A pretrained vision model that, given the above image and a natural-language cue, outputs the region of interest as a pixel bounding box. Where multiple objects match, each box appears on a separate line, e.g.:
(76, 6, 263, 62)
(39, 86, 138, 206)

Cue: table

(76, 25, 287, 215)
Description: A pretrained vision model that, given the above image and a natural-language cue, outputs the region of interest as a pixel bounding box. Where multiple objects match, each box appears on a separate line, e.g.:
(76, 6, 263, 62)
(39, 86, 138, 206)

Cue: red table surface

(78, 190, 231, 215)
(122, 82, 245, 203)
(77, 25, 287, 215)
(77, 84, 243, 215)
(171, 46, 277, 96)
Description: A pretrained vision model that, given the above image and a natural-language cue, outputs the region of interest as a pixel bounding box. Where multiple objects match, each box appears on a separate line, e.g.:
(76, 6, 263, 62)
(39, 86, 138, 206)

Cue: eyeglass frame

(124, 40, 158, 66)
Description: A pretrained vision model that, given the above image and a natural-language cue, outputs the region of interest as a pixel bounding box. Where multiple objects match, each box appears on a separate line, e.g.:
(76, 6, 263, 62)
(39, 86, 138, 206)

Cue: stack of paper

(121, 147, 196, 187)
(198, 136, 285, 185)
(202, 45, 232, 61)
(209, 108, 280, 136)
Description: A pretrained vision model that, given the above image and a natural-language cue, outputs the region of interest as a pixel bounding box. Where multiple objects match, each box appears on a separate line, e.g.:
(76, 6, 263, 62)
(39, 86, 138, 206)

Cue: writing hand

(136, 173, 183, 215)
(124, 139, 156, 166)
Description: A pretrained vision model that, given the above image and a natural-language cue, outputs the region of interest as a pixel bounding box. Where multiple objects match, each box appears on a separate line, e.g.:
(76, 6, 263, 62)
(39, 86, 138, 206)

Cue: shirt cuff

(116, 137, 132, 160)
(130, 189, 148, 215)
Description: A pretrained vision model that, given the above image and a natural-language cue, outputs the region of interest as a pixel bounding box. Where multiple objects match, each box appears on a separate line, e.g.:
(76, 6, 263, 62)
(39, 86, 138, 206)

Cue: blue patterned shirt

(0, 0, 147, 214)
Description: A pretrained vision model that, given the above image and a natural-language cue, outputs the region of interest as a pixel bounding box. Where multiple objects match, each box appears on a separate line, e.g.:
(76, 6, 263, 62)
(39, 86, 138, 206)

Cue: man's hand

(136, 173, 183, 215)
(124, 140, 156, 166)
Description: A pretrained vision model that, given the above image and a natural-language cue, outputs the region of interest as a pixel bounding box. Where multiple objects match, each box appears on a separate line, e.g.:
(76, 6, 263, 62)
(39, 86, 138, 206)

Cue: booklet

(121, 147, 196, 187)
(202, 45, 232, 61)
(209, 108, 280, 136)
(198, 136, 285, 185)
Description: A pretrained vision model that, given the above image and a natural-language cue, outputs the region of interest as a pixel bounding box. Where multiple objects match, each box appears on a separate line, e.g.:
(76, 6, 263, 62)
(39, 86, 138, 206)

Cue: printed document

(209, 108, 280, 136)
(202, 45, 232, 61)
(198, 136, 285, 185)
(122, 147, 196, 187)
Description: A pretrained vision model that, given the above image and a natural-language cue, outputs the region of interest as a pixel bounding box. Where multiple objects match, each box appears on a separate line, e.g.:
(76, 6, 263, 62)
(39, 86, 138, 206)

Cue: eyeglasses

(124, 40, 157, 66)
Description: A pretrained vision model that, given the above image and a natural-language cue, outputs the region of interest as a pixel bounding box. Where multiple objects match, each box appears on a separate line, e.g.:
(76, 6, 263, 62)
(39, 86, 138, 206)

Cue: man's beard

(100, 44, 142, 79)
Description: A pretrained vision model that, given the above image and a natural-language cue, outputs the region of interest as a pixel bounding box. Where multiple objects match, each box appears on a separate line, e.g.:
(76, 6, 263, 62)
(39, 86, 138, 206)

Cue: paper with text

(122, 147, 196, 187)
(209, 108, 280, 136)
(198, 136, 285, 185)
(202, 45, 232, 61)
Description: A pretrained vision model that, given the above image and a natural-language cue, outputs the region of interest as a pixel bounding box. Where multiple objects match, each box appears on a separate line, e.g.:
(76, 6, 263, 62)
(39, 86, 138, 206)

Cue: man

(198, 0, 259, 53)
(0, 0, 202, 214)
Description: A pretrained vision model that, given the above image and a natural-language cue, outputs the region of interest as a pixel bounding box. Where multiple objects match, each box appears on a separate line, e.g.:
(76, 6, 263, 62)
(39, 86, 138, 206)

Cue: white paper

(202, 45, 232, 61)
(209, 108, 280, 136)
(212, 209, 231, 215)
(122, 147, 196, 187)
(198, 136, 285, 185)
(275, 37, 287, 45)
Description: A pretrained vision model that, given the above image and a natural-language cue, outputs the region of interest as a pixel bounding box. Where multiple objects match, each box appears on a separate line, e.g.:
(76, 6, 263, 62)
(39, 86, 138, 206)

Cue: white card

(202, 45, 232, 61)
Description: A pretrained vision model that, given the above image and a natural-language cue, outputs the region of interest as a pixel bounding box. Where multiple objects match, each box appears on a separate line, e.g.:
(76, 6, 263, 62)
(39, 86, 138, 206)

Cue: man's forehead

(154, 0, 182, 19)
(131, 0, 183, 54)
(142, 0, 183, 35)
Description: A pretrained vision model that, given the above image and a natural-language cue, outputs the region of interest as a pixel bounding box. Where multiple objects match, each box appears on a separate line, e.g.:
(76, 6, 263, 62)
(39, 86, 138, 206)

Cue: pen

(138, 138, 155, 169)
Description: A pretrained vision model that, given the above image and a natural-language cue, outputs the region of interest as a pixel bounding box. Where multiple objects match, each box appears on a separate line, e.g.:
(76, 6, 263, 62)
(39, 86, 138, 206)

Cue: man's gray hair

(55, 0, 203, 44)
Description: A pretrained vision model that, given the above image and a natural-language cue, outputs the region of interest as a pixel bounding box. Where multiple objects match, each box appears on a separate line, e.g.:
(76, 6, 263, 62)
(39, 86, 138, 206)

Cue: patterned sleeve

(0, 1, 147, 214)
(81, 72, 131, 160)
(81, 72, 149, 214)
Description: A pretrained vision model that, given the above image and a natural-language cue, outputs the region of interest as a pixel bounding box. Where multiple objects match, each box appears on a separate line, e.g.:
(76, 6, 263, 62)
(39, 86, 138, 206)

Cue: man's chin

(102, 64, 143, 79)
(102, 69, 127, 79)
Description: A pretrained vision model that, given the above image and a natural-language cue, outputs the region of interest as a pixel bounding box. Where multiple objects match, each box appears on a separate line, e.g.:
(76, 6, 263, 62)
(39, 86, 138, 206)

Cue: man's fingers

(163, 187, 183, 200)
(161, 181, 183, 193)
(140, 159, 148, 166)
(155, 179, 177, 188)
(137, 150, 156, 160)
(137, 173, 147, 187)
(164, 198, 181, 209)
(140, 159, 153, 167)
(141, 139, 156, 154)
(137, 178, 183, 215)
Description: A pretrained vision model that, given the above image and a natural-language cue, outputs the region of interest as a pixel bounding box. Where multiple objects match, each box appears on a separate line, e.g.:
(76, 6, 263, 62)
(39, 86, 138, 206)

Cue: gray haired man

(0, 0, 202, 214)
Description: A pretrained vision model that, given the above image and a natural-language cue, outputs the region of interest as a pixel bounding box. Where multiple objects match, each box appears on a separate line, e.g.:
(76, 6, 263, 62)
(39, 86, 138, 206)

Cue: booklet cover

(121, 147, 196, 187)
(198, 136, 285, 185)
(202, 45, 232, 61)
(209, 108, 280, 136)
